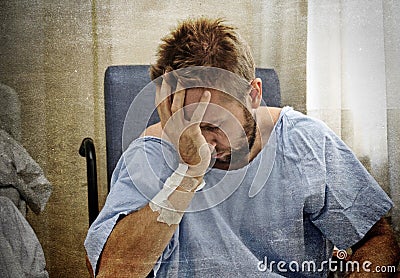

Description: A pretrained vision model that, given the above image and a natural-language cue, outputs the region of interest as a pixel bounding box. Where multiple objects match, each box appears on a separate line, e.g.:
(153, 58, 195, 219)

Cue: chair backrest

(104, 65, 281, 185)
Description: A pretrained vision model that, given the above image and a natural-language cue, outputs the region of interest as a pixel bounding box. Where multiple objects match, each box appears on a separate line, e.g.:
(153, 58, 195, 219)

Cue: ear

(249, 78, 262, 109)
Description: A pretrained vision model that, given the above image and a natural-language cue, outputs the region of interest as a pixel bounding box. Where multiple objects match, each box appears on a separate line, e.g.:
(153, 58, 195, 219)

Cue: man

(85, 18, 399, 277)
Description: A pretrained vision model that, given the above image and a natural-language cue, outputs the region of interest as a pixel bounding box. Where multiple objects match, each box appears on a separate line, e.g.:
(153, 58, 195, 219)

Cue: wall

(0, 1, 104, 276)
(384, 0, 400, 237)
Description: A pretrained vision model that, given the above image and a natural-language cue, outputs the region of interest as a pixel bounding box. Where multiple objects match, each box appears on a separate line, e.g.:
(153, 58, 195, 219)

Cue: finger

(190, 90, 211, 123)
(170, 82, 185, 114)
(155, 78, 172, 107)
(156, 79, 172, 125)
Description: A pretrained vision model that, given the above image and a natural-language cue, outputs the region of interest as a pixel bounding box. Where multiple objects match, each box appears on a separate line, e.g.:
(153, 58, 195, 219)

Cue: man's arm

(96, 177, 200, 277)
(347, 218, 400, 277)
(93, 81, 212, 277)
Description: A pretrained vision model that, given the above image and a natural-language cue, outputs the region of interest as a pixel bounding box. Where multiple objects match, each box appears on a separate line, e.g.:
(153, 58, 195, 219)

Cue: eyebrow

(200, 122, 218, 127)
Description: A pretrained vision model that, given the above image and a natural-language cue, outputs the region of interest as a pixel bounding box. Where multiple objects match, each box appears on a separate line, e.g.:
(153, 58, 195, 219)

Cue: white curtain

(307, 0, 400, 234)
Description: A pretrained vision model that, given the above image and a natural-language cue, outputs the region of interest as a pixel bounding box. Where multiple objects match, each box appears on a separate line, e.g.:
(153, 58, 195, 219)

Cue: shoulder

(260, 106, 330, 133)
(124, 122, 174, 160)
(282, 108, 328, 130)
(111, 131, 177, 187)
(271, 107, 339, 159)
(279, 108, 334, 140)
(140, 122, 162, 138)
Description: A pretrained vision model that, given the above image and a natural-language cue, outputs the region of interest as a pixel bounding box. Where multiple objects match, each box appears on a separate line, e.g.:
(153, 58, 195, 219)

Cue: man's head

(150, 17, 255, 83)
(152, 18, 263, 169)
(183, 87, 257, 169)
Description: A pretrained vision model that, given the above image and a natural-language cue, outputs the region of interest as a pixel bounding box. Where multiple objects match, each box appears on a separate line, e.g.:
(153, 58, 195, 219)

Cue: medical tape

(149, 163, 205, 225)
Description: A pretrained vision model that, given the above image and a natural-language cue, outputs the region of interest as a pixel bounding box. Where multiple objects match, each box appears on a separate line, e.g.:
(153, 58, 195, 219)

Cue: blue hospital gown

(85, 107, 392, 277)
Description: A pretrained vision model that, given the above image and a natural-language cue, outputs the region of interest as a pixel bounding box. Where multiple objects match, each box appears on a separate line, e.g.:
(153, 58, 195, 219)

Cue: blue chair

(80, 65, 281, 226)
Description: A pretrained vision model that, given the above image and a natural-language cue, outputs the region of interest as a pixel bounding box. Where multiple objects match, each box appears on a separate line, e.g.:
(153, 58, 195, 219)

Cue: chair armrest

(79, 138, 99, 226)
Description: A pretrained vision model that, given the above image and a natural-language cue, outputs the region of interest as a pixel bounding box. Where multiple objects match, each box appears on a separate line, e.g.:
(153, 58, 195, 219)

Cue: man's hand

(346, 218, 400, 278)
(156, 77, 212, 177)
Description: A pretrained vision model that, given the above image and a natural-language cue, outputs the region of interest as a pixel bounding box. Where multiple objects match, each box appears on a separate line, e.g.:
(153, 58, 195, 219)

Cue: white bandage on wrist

(149, 163, 205, 226)
(149, 198, 184, 226)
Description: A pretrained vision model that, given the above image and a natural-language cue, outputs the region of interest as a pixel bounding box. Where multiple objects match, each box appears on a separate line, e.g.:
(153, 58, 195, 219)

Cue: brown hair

(150, 18, 255, 83)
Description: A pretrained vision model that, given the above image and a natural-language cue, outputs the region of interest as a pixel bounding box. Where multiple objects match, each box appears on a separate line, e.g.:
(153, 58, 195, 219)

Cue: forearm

(97, 176, 202, 277)
(97, 205, 181, 277)
(347, 218, 400, 277)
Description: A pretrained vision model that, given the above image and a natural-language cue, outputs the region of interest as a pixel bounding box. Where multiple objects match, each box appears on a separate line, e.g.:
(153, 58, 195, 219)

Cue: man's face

(183, 88, 256, 170)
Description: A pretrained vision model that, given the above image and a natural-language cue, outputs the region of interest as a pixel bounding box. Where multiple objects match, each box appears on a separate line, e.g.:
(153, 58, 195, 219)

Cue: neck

(248, 107, 281, 162)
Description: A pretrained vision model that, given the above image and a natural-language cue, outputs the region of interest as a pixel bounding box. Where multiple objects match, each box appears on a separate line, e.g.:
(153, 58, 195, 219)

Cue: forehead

(183, 88, 245, 123)
(184, 88, 235, 107)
